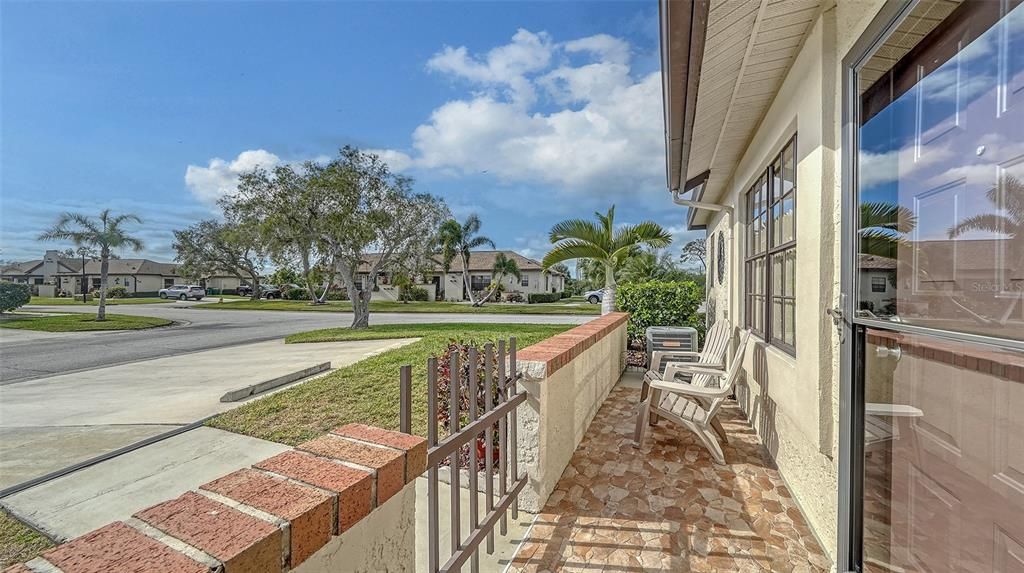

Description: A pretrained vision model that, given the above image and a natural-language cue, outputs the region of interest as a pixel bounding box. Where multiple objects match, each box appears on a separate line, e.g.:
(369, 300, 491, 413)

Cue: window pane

(771, 157, 783, 203)
(783, 299, 795, 347)
(771, 203, 783, 247)
(772, 253, 783, 295)
(759, 212, 768, 252)
(782, 140, 796, 196)
(772, 297, 783, 341)
(781, 195, 795, 244)
(784, 249, 796, 297)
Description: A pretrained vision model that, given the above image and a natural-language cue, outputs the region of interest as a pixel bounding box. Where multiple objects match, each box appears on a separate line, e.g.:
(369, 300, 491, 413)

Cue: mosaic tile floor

(508, 381, 832, 573)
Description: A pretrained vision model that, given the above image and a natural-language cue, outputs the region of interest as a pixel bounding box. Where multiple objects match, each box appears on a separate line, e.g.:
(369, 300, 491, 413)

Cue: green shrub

(528, 292, 561, 304)
(283, 285, 306, 300)
(0, 282, 32, 312)
(560, 291, 570, 299)
(324, 286, 349, 301)
(616, 281, 705, 340)
(398, 285, 429, 302)
(106, 285, 129, 298)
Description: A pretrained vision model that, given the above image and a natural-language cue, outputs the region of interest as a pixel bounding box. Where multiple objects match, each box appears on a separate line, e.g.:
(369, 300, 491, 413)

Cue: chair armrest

(663, 360, 724, 371)
(866, 403, 924, 418)
(663, 363, 726, 381)
(651, 350, 701, 370)
(649, 378, 730, 398)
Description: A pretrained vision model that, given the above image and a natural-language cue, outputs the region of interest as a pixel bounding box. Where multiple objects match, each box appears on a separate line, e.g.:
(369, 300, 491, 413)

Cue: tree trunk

(97, 248, 109, 321)
(249, 272, 260, 302)
(351, 290, 370, 328)
(602, 264, 616, 315)
(462, 259, 477, 304)
(300, 249, 320, 304)
(474, 273, 505, 306)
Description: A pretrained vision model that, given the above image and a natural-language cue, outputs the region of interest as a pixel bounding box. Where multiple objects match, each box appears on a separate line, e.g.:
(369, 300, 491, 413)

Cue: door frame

(838, 1, 1024, 570)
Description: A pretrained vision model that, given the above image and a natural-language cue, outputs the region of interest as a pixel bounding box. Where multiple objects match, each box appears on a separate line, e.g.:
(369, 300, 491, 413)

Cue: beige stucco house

(354, 250, 567, 302)
(0, 249, 242, 295)
(664, 0, 1023, 570)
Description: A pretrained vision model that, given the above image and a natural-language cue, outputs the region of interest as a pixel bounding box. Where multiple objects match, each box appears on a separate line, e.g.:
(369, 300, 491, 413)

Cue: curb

(219, 362, 331, 402)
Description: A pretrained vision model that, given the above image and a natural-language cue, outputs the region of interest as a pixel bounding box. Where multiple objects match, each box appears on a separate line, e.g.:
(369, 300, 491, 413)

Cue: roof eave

(661, 0, 710, 210)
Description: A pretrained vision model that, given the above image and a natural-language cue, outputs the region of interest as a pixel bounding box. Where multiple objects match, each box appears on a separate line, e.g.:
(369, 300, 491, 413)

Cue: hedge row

(528, 292, 562, 304)
(616, 281, 705, 341)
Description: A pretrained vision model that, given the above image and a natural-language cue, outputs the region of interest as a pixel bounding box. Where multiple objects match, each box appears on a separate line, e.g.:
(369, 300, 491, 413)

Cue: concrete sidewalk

(0, 337, 417, 489)
(1, 427, 290, 540)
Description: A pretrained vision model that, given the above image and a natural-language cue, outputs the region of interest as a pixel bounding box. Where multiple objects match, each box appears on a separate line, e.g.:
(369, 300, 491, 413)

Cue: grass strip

(208, 323, 571, 443)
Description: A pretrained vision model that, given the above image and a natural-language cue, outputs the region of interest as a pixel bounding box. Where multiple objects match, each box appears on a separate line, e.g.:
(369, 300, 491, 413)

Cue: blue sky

(1, 0, 701, 267)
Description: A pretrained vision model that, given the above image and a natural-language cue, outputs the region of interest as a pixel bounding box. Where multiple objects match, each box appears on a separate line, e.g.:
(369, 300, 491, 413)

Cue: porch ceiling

(684, 0, 824, 230)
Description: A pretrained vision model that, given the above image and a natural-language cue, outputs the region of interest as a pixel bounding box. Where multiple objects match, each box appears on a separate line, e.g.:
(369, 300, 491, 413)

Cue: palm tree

(478, 253, 522, 305)
(859, 201, 916, 258)
(438, 214, 495, 305)
(620, 248, 681, 283)
(949, 175, 1024, 323)
(39, 209, 143, 321)
(543, 206, 672, 314)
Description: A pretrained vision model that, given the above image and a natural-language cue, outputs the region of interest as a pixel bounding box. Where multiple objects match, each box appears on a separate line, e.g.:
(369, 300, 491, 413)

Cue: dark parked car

(237, 284, 254, 297)
(260, 285, 282, 299)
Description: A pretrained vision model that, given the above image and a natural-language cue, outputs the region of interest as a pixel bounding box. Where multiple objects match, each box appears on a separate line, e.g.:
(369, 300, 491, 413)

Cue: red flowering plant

(435, 340, 504, 470)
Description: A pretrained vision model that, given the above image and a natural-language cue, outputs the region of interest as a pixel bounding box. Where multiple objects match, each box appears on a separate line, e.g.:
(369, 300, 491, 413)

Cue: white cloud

(427, 29, 554, 104)
(184, 149, 282, 205)
(563, 34, 631, 65)
(383, 29, 664, 196)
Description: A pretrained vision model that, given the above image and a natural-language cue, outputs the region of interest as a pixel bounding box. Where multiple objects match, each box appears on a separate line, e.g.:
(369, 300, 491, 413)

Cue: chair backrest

(699, 319, 732, 366)
(719, 329, 752, 394)
(690, 320, 732, 388)
(705, 329, 753, 419)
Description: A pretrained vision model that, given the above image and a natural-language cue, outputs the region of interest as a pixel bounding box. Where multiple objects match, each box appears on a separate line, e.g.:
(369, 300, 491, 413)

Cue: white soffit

(688, 0, 823, 228)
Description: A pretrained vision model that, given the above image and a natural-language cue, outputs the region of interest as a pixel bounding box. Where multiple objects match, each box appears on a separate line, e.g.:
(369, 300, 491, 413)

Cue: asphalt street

(0, 302, 589, 384)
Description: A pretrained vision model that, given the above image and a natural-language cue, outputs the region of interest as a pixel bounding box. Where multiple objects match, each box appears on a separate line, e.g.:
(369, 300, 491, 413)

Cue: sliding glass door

(843, 1, 1024, 571)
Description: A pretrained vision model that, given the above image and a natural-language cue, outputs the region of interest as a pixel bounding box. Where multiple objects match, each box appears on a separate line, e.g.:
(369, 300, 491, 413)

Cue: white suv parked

(159, 285, 206, 300)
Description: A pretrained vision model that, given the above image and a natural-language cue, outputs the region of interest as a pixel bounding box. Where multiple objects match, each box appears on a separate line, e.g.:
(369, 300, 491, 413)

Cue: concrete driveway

(0, 337, 416, 490)
(0, 302, 588, 384)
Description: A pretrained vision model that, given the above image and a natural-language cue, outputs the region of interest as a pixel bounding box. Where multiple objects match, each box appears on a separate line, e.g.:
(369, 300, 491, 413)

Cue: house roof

(0, 260, 43, 276)
(858, 254, 896, 270)
(859, 241, 1023, 278)
(357, 250, 562, 275)
(54, 258, 182, 276)
(662, 0, 827, 230)
(0, 258, 81, 275)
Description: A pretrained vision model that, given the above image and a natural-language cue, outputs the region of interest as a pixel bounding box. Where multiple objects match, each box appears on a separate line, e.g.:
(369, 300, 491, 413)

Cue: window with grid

(745, 136, 797, 354)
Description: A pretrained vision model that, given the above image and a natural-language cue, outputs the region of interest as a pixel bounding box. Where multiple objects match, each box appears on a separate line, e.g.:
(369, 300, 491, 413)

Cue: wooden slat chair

(634, 329, 753, 464)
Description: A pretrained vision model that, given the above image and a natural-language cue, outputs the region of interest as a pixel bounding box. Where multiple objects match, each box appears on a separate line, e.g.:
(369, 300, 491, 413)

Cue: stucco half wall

(698, 0, 887, 559)
(514, 312, 629, 512)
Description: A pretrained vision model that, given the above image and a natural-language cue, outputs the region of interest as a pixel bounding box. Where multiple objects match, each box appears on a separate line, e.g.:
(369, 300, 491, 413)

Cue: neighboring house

(857, 254, 896, 314)
(351, 250, 566, 301)
(663, 1, 1023, 570)
(0, 249, 242, 295)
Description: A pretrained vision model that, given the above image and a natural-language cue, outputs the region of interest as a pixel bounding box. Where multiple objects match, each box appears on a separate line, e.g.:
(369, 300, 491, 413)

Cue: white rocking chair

(634, 329, 753, 464)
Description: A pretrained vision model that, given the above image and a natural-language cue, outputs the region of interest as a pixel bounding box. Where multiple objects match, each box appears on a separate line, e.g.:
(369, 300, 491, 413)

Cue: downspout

(672, 188, 734, 328)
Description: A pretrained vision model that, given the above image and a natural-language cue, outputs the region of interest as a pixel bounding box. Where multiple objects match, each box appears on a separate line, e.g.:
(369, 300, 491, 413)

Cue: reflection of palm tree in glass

(948, 175, 1024, 324)
(860, 201, 916, 259)
(858, 200, 993, 323)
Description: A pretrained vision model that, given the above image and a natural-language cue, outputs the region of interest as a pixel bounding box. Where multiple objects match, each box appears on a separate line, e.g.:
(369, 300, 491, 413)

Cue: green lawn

(1, 511, 53, 569)
(209, 323, 571, 444)
(29, 296, 173, 306)
(196, 299, 600, 315)
(0, 313, 173, 332)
